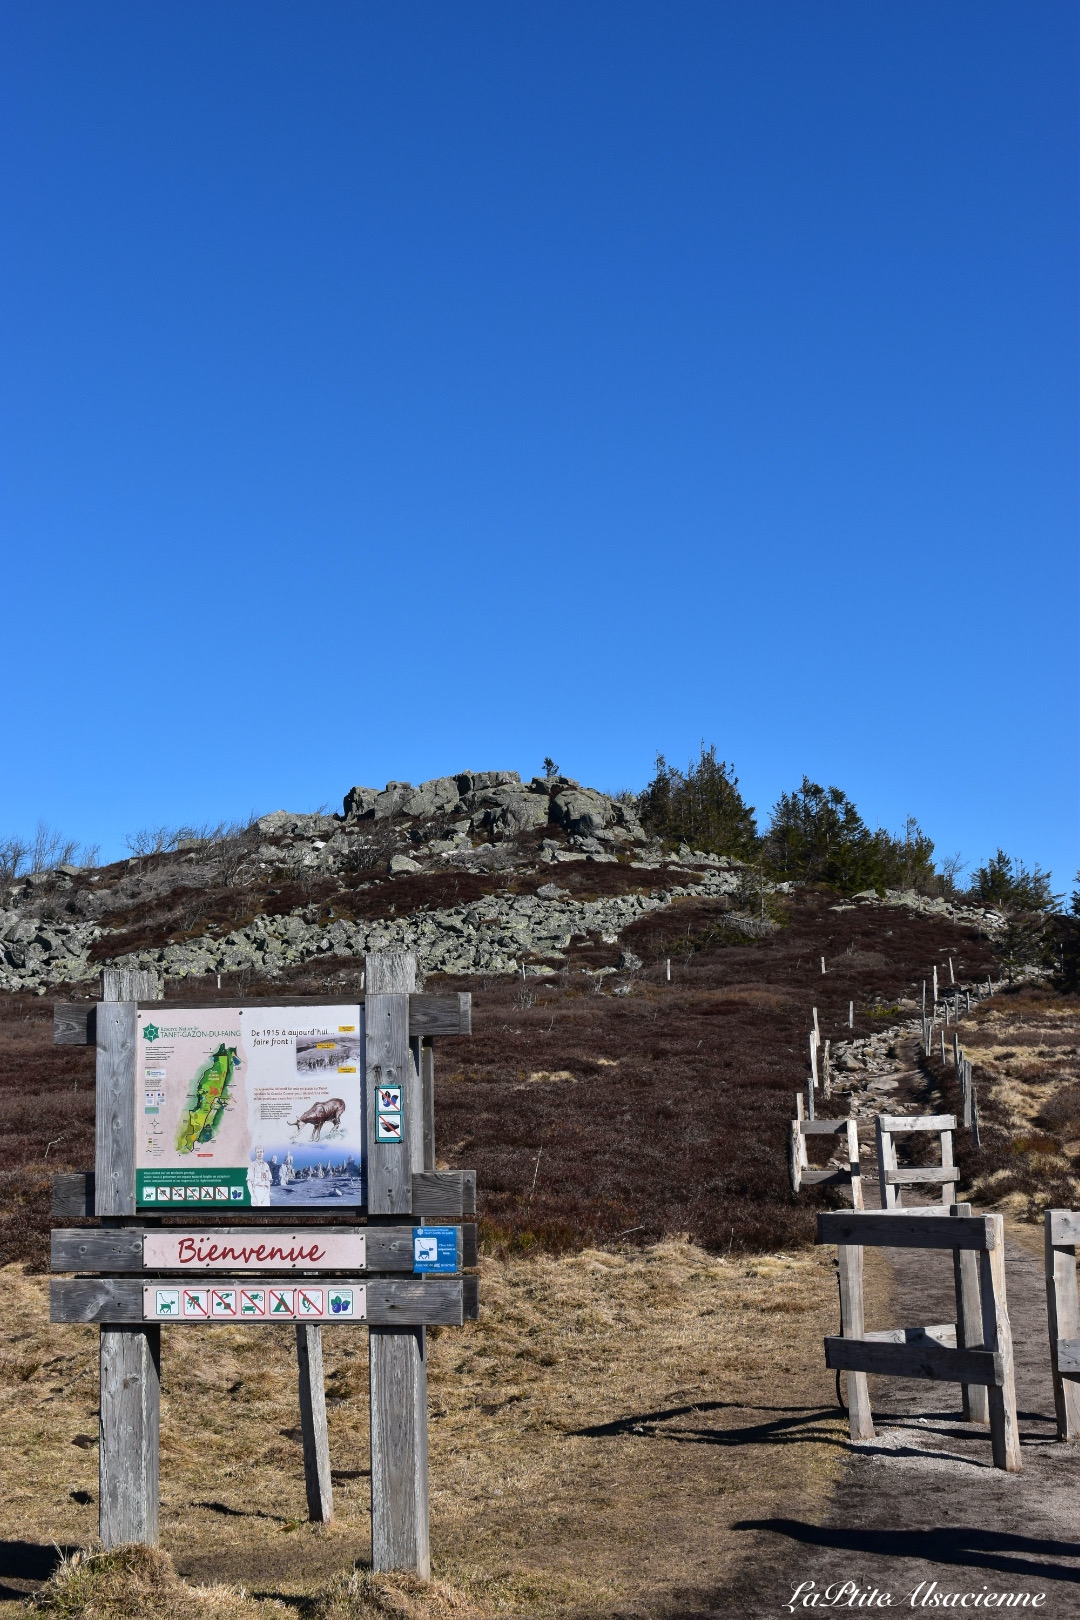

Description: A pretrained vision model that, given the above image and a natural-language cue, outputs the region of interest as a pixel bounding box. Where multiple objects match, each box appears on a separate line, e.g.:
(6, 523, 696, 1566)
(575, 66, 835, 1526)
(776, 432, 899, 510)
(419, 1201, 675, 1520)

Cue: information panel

(135, 1005, 365, 1208)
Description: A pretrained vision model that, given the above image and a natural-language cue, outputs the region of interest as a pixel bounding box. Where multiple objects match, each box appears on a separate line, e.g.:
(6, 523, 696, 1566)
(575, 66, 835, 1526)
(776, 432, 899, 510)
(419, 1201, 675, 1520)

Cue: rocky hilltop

(0, 769, 1002, 994)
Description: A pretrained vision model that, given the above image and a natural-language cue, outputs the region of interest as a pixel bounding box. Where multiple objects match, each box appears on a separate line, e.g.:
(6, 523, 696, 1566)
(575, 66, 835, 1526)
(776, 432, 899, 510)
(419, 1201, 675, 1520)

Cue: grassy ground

(921, 983, 1080, 1219)
(3, 1240, 876, 1615)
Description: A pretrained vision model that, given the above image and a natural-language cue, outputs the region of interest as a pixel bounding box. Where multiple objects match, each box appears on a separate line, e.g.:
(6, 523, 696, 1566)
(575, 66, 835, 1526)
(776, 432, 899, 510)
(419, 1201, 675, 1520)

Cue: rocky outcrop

(832, 889, 1006, 934)
(0, 768, 749, 991)
(339, 771, 645, 844)
(111, 864, 743, 983)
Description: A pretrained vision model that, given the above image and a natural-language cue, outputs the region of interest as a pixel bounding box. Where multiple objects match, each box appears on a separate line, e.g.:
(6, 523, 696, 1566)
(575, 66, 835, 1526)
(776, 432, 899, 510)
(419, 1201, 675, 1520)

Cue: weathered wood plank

(296, 1325, 333, 1522)
(1056, 1338, 1080, 1376)
(836, 1243, 873, 1442)
(54, 992, 471, 1046)
(54, 1003, 96, 1045)
(95, 974, 163, 1549)
(1049, 1211, 1080, 1247)
(420, 1039, 435, 1173)
(52, 1172, 96, 1218)
(95, 1001, 139, 1218)
(412, 1170, 476, 1219)
(99, 1326, 160, 1546)
(52, 1230, 145, 1270)
(799, 1119, 857, 1135)
(103, 968, 162, 1002)
(1045, 1212, 1080, 1436)
(817, 1212, 995, 1251)
(51, 1276, 471, 1325)
(980, 1215, 1022, 1471)
(875, 1114, 899, 1209)
(884, 1167, 956, 1185)
(369, 1325, 430, 1577)
(50, 1225, 475, 1274)
(949, 1203, 990, 1427)
(366, 954, 417, 1216)
(824, 1335, 1002, 1384)
(878, 1114, 956, 1132)
(407, 994, 471, 1038)
(52, 1169, 477, 1223)
(861, 1323, 956, 1347)
(365, 957, 432, 1581)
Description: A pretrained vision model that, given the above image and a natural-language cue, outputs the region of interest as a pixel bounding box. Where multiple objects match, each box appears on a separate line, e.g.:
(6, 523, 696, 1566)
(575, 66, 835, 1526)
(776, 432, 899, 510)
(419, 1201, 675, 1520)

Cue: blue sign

(413, 1225, 459, 1274)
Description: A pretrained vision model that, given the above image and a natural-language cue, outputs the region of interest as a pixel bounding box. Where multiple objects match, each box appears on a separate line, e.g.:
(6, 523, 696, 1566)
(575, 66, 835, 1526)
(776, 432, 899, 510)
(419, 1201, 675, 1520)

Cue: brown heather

(0, 887, 998, 1270)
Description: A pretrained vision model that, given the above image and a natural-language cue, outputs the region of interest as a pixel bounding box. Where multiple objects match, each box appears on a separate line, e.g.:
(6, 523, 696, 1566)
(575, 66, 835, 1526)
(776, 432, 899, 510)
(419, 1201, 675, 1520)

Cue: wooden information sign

(49, 953, 477, 1577)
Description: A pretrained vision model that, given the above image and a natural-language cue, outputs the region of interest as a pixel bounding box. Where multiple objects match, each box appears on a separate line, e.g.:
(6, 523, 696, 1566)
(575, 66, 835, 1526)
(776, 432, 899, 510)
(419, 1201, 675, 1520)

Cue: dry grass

(4, 1242, 855, 1615)
(27, 1544, 281, 1618)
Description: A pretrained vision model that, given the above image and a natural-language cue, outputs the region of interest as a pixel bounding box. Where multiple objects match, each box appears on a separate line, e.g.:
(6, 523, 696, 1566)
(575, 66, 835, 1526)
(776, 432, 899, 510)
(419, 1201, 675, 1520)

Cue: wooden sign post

(99, 966, 163, 1547)
(50, 952, 477, 1573)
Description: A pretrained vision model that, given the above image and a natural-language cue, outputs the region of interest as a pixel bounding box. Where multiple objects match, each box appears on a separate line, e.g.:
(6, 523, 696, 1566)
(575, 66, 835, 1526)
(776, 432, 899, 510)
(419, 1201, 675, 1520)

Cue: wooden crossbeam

(51, 1169, 477, 1221)
(50, 1225, 478, 1273)
(817, 1212, 996, 1251)
(51, 1275, 479, 1326)
(53, 992, 471, 1046)
(825, 1335, 1002, 1384)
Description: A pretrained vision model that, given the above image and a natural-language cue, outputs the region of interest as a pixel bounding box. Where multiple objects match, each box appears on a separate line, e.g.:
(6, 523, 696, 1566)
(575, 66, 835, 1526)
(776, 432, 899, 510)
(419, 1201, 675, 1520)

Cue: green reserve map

(176, 1043, 240, 1153)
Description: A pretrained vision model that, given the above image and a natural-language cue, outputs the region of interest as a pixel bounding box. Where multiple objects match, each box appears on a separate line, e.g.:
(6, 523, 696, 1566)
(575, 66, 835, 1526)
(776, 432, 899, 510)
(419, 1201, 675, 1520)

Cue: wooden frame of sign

(49, 954, 476, 1577)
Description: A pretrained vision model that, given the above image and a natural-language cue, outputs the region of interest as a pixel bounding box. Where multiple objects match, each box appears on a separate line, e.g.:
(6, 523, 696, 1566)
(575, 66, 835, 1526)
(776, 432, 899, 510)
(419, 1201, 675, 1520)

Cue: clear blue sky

(2, 2, 1076, 886)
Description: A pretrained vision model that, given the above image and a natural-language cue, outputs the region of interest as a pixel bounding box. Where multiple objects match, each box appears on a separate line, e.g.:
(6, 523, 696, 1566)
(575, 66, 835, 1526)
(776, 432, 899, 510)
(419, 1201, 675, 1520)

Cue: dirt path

(697, 1029, 1080, 1618)
(708, 1221, 1080, 1617)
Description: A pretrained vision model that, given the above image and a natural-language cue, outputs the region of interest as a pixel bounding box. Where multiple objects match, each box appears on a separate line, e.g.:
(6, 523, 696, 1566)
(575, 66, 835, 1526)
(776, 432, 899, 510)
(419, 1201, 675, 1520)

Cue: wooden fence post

(836, 1244, 874, 1442)
(1044, 1211, 1080, 1441)
(951, 1204, 989, 1427)
(98, 967, 162, 1547)
(980, 1214, 1021, 1472)
(367, 951, 430, 1577)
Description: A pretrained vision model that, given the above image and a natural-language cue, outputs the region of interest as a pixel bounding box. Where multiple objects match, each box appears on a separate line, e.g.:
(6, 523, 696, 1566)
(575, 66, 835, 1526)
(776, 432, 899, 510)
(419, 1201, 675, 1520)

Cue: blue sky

(1, 2, 1076, 887)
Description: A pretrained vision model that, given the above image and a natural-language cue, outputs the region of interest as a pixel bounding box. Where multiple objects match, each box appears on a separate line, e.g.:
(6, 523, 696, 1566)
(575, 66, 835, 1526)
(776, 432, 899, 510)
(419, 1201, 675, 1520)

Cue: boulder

(398, 777, 462, 819)
(342, 786, 379, 819)
(465, 786, 551, 837)
(550, 788, 615, 837)
(454, 770, 522, 796)
(389, 854, 422, 874)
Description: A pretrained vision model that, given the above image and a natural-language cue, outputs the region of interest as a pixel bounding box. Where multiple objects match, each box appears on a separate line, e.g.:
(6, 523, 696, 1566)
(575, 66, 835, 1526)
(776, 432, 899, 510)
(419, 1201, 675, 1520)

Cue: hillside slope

(0, 772, 1007, 1269)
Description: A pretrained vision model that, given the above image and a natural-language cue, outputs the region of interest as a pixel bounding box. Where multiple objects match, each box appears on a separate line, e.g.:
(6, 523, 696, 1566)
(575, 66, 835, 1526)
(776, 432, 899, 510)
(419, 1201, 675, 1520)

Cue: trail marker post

(51, 953, 477, 1572)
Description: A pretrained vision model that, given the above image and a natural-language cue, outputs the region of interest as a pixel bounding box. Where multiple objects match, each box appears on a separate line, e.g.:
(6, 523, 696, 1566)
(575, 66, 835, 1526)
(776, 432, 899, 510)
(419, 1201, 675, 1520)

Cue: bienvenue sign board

(141, 1230, 368, 1270)
(135, 1005, 366, 1208)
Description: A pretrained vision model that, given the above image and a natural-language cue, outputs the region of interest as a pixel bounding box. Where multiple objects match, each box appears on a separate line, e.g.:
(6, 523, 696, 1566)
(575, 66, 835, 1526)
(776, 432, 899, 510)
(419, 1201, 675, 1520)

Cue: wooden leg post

(296, 1325, 333, 1521)
(836, 1244, 874, 1442)
(980, 1215, 1021, 1472)
(1044, 1212, 1080, 1441)
(99, 1325, 160, 1546)
(369, 1326, 430, 1576)
(367, 951, 431, 1576)
(98, 967, 163, 1548)
(951, 1204, 989, 1426)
